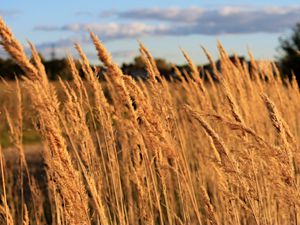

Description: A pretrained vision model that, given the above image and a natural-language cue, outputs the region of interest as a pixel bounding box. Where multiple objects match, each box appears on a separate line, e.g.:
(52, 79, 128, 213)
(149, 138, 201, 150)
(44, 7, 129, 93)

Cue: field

(0, 16, 300, 225)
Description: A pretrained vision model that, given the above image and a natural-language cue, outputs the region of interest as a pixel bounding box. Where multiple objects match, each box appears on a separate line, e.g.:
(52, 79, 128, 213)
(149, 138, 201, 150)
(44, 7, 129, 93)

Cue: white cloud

(117, 6, 300, 34)
(116, 7, 204, 23)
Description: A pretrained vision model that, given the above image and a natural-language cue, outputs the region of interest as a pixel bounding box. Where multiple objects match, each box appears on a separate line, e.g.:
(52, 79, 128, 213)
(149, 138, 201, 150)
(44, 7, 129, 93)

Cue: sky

(1, 0, 300, 65)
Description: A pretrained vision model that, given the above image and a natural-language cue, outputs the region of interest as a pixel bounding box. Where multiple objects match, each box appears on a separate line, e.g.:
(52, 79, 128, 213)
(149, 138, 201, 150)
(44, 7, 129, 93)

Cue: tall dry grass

(0, 16, 300, 225)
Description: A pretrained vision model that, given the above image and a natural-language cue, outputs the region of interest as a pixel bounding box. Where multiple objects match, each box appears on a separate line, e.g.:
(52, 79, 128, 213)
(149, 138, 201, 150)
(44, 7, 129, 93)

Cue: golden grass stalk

(0, 145, 13, 225)
(22, 204, 29, 225)
(0, 16, 90, 225)
(261, 94, 296, 183)
(0, 17, 38, 80)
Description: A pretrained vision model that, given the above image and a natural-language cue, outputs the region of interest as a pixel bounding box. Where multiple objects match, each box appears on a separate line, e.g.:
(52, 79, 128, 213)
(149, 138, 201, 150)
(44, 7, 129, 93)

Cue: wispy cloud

(23, 36, 88, 59)
(0, 9, 20, 18)
(74, 11, 95, 17)
(33, 23, 160, 59)
(34, 25, 61, 32)
(111, 49, 137, 58)
(35, 22, 168, 40)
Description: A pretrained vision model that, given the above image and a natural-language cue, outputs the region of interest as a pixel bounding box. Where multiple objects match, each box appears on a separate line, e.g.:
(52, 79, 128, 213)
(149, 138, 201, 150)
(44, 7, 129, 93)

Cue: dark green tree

(278, 23, 300, 85)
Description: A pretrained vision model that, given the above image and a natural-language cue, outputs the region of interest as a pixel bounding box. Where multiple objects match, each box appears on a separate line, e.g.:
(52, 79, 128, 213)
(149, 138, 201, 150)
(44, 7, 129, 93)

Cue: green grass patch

(0, 129, 41, 148)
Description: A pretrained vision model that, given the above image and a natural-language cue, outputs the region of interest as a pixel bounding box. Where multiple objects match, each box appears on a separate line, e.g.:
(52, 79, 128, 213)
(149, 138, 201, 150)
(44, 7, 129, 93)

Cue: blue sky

(1, 0, 300, 65)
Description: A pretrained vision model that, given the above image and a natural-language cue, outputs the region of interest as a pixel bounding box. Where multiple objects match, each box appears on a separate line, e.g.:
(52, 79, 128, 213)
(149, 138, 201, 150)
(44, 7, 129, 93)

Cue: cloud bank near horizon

(36, 6, 300, 36)
(32, 6, 300, 59)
